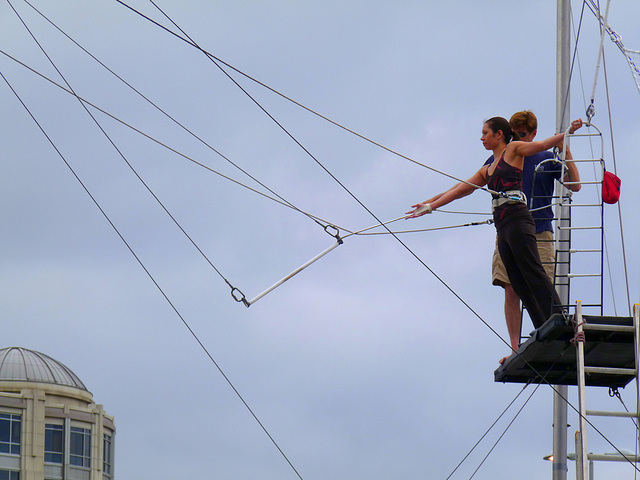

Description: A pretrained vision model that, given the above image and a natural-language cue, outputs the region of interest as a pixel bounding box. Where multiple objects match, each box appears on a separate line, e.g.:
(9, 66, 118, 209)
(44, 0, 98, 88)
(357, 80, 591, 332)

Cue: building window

(103, 433, 113, 476)
(70, 427, 91, 468)
(0, 469, 20, 480)
(44, 424, 64, 464)
(0, 414, 21, 455)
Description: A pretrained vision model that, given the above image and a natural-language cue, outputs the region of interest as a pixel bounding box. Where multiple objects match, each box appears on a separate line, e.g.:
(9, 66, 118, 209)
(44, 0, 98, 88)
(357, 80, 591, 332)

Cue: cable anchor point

(230, 286, 250, 307)
(585, 103, 596, 124)
(323, 224, 343, 244)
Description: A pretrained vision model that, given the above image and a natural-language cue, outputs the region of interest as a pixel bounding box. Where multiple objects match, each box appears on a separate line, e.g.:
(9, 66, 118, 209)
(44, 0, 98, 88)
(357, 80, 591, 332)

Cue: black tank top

(487, 151, 529, 227)
(486, 151, 523, 198)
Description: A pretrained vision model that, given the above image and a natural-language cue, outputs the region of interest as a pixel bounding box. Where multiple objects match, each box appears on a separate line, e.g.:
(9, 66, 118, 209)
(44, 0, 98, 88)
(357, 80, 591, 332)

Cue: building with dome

(0, 347, 115, 480)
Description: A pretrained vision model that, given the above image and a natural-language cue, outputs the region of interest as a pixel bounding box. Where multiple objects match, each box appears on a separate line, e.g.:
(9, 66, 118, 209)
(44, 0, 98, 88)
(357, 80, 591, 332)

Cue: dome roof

(0, 347, 87, 391)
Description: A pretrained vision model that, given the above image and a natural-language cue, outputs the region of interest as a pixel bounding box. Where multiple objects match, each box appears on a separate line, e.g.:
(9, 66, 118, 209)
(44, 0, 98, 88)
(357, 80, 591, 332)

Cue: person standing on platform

(487, 111, 581, 359)
(406, 116, 584, 359)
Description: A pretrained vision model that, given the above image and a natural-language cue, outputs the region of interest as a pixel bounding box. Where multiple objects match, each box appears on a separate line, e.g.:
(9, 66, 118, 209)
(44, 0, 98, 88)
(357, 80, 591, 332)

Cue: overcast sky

(2, 1, 640, 479)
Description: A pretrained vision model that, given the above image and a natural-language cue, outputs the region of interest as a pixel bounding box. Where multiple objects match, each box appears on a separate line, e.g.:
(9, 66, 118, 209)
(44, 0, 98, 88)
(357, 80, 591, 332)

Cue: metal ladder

(532, 122, 640, 479)
(573, 302, 640, 480)
(551, 123, 606, 317)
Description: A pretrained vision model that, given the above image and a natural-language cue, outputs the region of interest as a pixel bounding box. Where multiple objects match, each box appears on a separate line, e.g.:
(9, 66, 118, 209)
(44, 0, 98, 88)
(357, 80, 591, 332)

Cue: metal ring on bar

(231, 287, 250, 308)
(323, 224, 343, 244)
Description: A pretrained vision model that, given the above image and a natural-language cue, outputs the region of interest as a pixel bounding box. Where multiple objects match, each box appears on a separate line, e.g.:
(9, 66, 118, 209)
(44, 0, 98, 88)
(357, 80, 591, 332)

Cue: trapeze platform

(494, 313, 637, 388)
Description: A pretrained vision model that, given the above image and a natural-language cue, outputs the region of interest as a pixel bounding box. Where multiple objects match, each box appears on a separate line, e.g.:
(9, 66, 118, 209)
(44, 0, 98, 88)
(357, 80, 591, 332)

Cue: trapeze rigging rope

(585, 0, 640, 96)
(5, 0, 506, 307)
(0, 49, 346, 231)
(1, 24, 306, 480)
(601, 50, 633, 315)
(573, 0, 633, 315)
(444, 383, 537, 479)
(115, 0, 512, 202)
(6, 0, 516, 300)
(120, 0, 640, 472)
(75, 3, 523, 372)
(563, 3, 639, 461)
(78, 0, 535, 311)
(5, 2, 637, 476)
(5, 0, 249, 298)
(108, 0, 634, 323)
(3, 6, 496, 478)
(19, 0, 333, 238)
(5, 2, 495, 245)
(106, 9, 639, 466)
(0, 45, 497, 308)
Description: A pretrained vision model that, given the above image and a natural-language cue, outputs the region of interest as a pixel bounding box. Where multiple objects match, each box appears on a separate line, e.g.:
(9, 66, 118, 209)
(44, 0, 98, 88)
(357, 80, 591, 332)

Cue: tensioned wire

(585, 0, 640, 95)
(600, 49, 633, 315)
(1, 52, 311, 480)
(115, 0, 509, 201)
(124, 0, 516, 346)
(17, 0, 331, 235)
(9, 1, 629, 472)
(4, 1, 306, 476)
(574, 12, 631, 315)
(119, 0, 639, 472)
(116, 0, 631, 324)
(595, 19, 639, 474)
(0, 59, 502, 480)
(113, 0, 632, 312)
(571, 9, 621, 316)
(128, 0, 635, 318)
(7, 2, 634, 471)
(575, 0, 633, 316)
(0, 47, 491, 243)
(7, 0, 494, 240)
(444, 382, 540, 479)
(5, 1, 635, 475)
(112, 0, 640, 474)
(5, 0, 248, 296)
(2, 6, 480, 480)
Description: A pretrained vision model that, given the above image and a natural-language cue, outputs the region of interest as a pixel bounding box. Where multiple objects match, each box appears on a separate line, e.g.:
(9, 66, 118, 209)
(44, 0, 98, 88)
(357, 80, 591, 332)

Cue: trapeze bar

(246, 241, 341, 306)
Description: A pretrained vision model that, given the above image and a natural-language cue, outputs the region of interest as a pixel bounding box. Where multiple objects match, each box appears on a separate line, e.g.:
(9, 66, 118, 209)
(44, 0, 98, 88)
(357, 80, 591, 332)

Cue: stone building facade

(0, 347, 115, 480)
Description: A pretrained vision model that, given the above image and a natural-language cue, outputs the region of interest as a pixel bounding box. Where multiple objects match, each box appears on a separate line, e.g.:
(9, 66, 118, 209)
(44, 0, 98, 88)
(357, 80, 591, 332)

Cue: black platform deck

(494, 314, 636, 387)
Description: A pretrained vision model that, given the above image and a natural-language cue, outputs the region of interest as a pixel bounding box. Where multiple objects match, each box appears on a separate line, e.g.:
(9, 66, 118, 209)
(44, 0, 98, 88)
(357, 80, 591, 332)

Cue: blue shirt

(483, 151, 560, 233)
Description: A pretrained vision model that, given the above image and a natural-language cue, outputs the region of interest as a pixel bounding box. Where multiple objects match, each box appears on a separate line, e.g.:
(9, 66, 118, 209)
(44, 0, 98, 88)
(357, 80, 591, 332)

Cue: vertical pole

(553, 1, 571, 479)
(574, 432, 583, 480)
(575, 301, 589, 480)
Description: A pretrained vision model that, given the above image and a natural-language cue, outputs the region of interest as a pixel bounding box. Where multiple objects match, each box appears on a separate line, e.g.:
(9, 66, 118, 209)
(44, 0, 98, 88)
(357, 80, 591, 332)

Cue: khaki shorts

(492, 230, 556, 286)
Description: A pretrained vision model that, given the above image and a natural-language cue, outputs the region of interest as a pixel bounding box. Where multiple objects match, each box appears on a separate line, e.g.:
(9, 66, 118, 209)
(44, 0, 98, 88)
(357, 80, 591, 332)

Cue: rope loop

(231, 286, 250, 307)
(571, 317, 586, 346)
(323, 224, 343, 244)
(571, 330, 586, 345)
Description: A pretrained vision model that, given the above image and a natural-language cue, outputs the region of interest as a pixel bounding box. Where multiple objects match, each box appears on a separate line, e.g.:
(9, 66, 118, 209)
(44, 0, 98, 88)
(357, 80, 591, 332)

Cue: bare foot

(499, 355, 510, 365)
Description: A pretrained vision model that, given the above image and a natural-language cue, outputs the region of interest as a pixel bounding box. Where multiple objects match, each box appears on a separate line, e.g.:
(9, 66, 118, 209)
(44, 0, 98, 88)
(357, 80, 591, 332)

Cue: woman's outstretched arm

(406, 168, 488, 218)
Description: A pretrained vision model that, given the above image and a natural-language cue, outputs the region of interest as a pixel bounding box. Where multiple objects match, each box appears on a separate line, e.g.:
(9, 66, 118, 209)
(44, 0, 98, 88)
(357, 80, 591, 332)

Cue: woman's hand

(569, 118, 583, 134)
(405, 202, 432, 219)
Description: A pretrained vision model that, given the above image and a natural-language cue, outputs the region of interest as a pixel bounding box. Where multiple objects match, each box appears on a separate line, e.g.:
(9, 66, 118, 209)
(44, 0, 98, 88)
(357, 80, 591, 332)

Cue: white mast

(552, 0, 571, 479)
